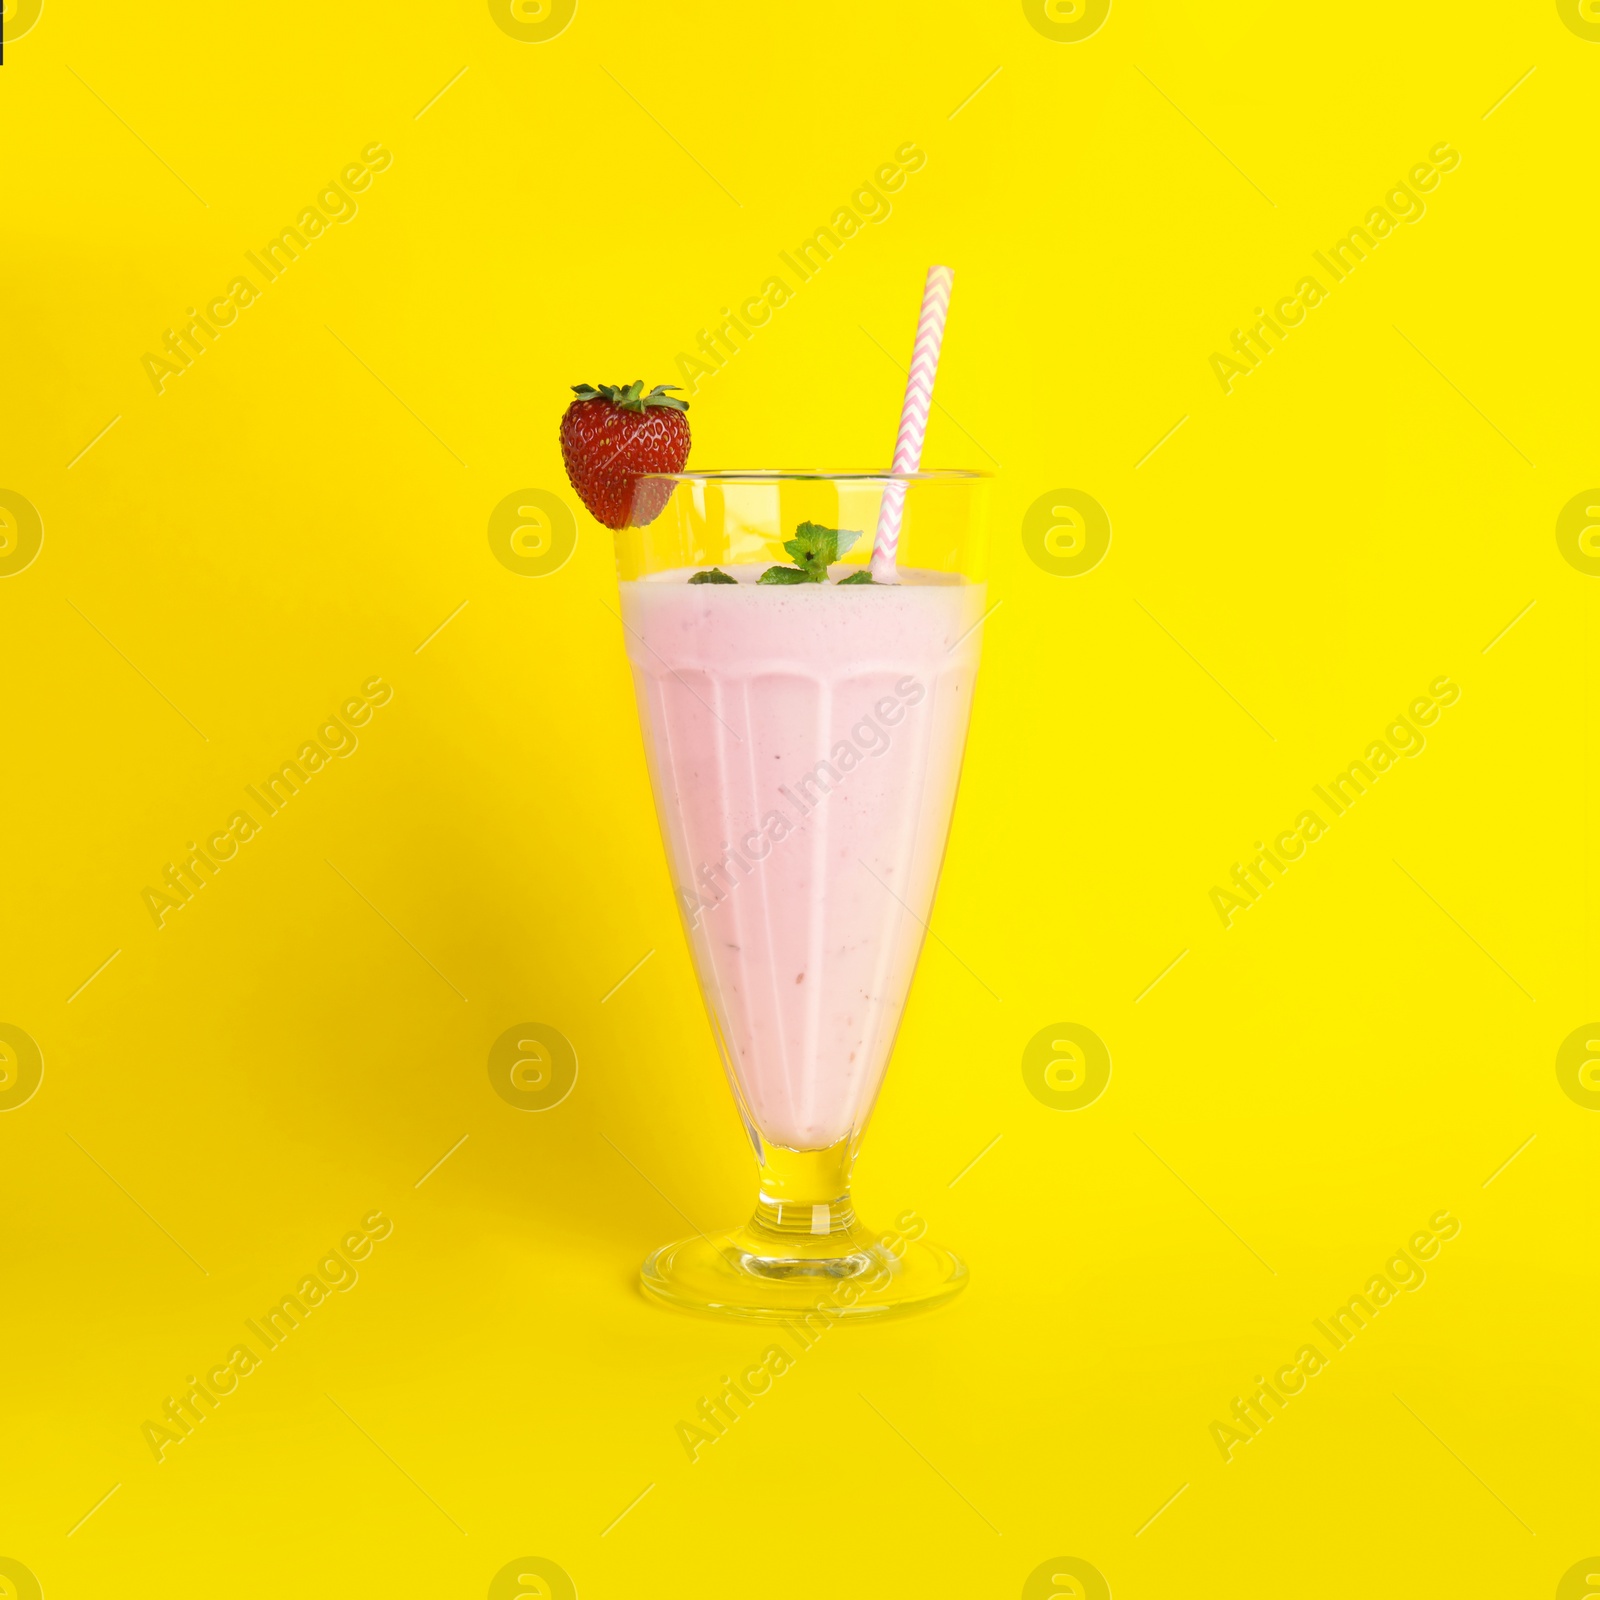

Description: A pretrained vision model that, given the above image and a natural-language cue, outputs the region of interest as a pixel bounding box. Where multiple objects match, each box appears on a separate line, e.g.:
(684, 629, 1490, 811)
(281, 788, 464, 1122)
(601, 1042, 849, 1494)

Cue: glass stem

(750, 1138, 858, 1247)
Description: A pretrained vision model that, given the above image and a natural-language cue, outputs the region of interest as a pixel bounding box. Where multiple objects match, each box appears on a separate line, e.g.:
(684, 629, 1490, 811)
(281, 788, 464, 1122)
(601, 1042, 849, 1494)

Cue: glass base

(639, 1143, 967, 1322)
(641, 1225, 967, 1322)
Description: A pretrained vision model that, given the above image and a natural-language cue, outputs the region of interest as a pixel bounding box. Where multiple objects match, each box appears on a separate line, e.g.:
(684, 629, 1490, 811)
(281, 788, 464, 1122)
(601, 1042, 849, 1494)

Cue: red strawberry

(559, 381, 690, 529)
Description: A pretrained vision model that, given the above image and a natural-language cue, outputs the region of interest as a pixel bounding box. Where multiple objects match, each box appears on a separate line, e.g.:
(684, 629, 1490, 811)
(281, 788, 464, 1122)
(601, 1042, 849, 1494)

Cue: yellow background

(2, 1, 1596, 1595)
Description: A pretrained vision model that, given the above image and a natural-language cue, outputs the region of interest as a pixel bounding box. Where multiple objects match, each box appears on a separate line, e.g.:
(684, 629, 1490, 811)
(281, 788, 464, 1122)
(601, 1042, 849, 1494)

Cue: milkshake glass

(615, 471, 989, 1320)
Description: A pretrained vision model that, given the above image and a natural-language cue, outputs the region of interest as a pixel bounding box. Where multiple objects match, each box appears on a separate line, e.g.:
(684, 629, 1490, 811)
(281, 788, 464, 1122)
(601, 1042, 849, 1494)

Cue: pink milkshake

(621, 564, 983, 1153)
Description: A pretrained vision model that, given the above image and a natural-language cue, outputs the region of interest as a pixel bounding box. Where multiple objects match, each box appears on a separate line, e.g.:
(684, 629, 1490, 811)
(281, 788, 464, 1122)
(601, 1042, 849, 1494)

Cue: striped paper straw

(870, 264, 954, 583)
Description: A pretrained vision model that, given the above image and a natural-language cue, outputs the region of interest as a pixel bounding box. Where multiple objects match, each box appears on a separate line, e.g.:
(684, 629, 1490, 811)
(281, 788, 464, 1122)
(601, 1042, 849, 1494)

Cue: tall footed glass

(615, 471, 989, 1320)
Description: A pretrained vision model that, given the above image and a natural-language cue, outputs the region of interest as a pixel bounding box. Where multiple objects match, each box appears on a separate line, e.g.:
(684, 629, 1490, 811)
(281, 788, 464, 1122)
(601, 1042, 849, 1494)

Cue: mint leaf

(688, 567, 737, 584)
(780, 521, 861, 580)
(781, 530, 830, 578)
(837, 569, 875, 585)
(755, 522, 866, 585)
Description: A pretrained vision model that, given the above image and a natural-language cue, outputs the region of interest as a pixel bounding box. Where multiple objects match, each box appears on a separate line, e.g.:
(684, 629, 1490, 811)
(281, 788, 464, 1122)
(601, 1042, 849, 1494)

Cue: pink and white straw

(871, 264, 955, 583)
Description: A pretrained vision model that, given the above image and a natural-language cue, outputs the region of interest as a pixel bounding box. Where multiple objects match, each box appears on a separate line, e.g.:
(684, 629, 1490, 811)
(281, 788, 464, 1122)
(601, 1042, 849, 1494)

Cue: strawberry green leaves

(570, 381, 688, 414)
(757, 522, 867, 584)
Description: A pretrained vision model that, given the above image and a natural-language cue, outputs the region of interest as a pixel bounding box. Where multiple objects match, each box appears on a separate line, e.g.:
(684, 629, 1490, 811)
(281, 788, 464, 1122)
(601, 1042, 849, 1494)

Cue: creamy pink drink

(621, 564, 983, 1152)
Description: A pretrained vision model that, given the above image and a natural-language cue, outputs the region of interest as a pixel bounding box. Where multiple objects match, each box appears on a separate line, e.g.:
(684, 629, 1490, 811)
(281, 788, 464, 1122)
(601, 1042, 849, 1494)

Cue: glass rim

(634, 468, 994, 484)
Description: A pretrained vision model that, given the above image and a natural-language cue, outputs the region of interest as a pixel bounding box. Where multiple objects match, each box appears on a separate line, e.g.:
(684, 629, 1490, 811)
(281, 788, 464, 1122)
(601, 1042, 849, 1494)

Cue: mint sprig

(688, 567, 737, 584)
(757, 521, 865, 584)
